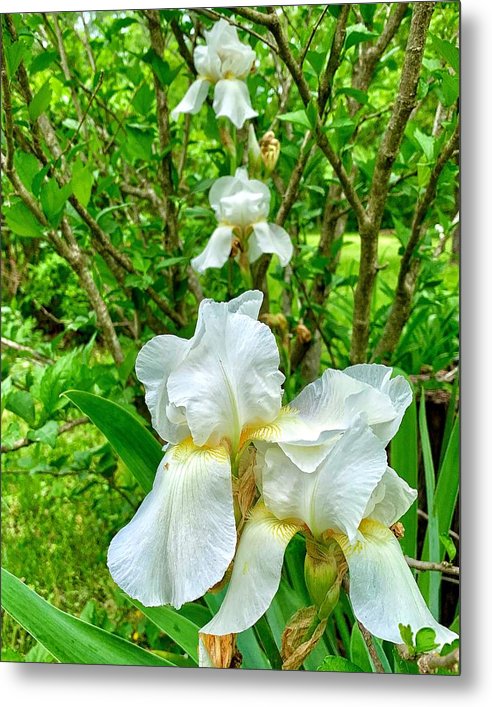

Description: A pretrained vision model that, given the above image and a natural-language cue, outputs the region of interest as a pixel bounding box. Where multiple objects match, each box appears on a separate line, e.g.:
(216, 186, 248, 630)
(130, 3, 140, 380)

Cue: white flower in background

(200, 419, 458, 651)
(192, 167, 293, 273)
(171, 18, 257, 129)
(107, 290, 285, 608)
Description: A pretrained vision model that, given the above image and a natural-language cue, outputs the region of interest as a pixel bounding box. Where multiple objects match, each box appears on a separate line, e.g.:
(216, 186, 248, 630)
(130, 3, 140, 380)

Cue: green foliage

(28, 80, 52, 121)
(1, 569, 174, 666)
(4, 200, 45, 238)
(64, 390, 161, 493)
(317, 655, 363, 672)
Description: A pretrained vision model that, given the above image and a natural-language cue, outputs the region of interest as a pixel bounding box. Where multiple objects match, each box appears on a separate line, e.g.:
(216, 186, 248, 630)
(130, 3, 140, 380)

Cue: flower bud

(248, 124, 262, 174)
(260, 130, 280, 173)
(296, 323, 312, 344)
(304, 537, 342, 620)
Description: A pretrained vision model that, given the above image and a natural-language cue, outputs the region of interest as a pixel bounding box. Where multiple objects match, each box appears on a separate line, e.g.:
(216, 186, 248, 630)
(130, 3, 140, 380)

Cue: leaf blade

(1, 568, 174, 666)
(63, 390, 162, 493)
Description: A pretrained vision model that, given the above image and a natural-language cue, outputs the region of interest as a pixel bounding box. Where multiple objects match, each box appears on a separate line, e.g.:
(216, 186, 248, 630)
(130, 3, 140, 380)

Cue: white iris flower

(191, 167, 293, 273)
(248, 363, 413, 473)
(201, 421, 458, 651)
(107, 290, 285, 608)
(171, 18, 258, 129)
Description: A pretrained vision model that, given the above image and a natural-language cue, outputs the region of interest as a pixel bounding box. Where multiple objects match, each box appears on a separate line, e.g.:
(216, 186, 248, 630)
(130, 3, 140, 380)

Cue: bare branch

(1, 337, 54, 365)
(405, 556, 459, 576)
(418, 648, 459, 674)
(318, 5, 350, 113)
(233, 6, 276, 28)
(300, 5, 330, 68)
(170, 17, 196, 75)
(357, 621, 385, 673)
(194, 7, 278, 54)
(1, 418, 89, 454)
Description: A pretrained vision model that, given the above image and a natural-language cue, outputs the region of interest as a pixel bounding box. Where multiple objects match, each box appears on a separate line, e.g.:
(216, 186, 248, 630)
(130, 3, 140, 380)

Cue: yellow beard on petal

(169, 436, 229, 465)
(240, 405, 299, 446)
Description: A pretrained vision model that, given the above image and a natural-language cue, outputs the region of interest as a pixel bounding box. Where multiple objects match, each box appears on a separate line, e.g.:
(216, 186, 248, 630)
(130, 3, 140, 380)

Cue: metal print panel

(1, 1, 460, 674)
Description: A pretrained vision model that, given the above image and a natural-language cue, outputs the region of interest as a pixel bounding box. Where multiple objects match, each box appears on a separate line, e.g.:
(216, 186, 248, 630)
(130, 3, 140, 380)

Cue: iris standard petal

(213, 79, 257, 129)
(167, 301, 284, 448)
(363, 466, 417, 527)
(220, 44, 256, 80)
(135, 334, 190, 444)
(201, 503, 300, 635)
(249, 222, 294, 266)
(224, 289, 263, 319)
(209, 168, 270, 223)
(193, 46, 222, 83)
(335, 519, 458, 647)
(203, 17, 240, 53)
(107, 440, 235, 609)
(344, 364, 412, 445)
(262, 418, 387, 541)
(171, 78, 210, 119)
(204, 19, 256, 79)
(191, 225, 235, 273)
(219, 191, 267, 227)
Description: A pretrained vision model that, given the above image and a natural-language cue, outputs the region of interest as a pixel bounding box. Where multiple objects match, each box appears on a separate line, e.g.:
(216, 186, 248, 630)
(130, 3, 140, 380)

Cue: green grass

(269, 231, 458, 370)
(1, 420, 143, 659)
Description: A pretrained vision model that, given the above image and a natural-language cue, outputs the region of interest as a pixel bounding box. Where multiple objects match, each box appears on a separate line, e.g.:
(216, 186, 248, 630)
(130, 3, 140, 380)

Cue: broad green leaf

(278, 110, 311, 131)
(430, 34, 459, 72)
(415, 627, 439, 654)
(71, 159, 94, 207)
(418, 394, 440, 618)
(360, 4, 377, 25)
(111, 17, 138, 33)
(440, 71, 459, 107)
(124, 125, 154, 162)
(127, 598, 199, 664)
(14, 150, 41, 192)
(30, 50, 59, 74)
(336, 86, 368, 105)
(143, 50, 182, 87)
(306, 50, 326, 76)
(27, 420, 59, 448)
(37, 350, 82, 415)
(414, 128, 434, 161)
(345, 24, 379, 51)
(32, 164, 50, 198)
(317, 655, 363, 672)
(160, 256, 188, 268)
(6, 390, 36, 425)
(5, 39, 29, 77)
(4, 200, 44, 238)
(40, 179, 72, 226)
(28, 80, 52, 121)
(63, 390, 162, 493)
(132, 83, 154, 115)
(1, 568, 174, 666)
(390, 397, 418, 557)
